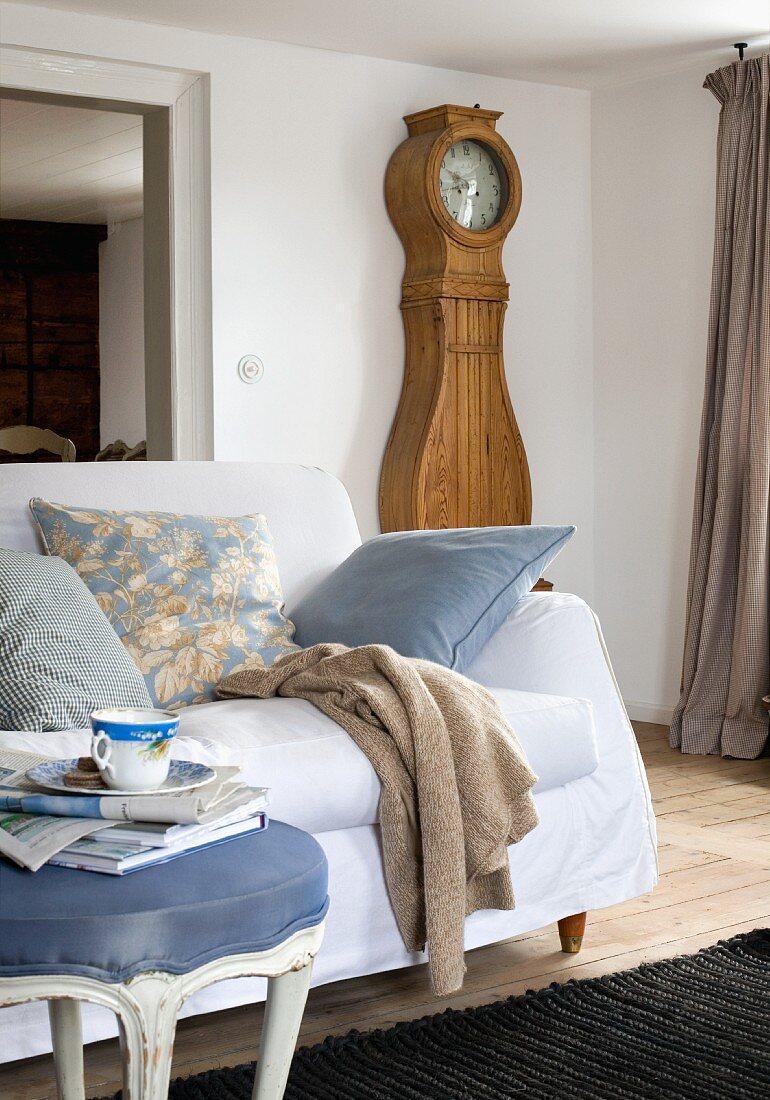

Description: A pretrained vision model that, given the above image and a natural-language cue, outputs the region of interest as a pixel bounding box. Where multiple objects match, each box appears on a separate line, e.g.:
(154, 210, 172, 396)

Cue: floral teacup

(90, 707, 179, 791)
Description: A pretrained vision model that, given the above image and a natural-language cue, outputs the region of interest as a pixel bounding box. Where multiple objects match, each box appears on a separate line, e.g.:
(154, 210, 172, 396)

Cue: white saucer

(26, 759, 216, 796)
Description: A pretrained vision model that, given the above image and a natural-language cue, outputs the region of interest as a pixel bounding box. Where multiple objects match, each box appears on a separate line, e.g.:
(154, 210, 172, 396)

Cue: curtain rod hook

(734, 42, 748, 61)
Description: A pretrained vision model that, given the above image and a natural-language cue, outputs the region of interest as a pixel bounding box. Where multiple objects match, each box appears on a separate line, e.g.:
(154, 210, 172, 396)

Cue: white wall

(98, 217, 146, 448)
(592, 67, 717, 722)
(1, 3, 595, 601)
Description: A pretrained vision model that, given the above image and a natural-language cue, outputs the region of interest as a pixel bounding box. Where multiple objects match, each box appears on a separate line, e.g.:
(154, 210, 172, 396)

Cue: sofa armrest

(468, 592, 637, 759)
(471, 591, 658, 911)
(469, 592, 616, 696)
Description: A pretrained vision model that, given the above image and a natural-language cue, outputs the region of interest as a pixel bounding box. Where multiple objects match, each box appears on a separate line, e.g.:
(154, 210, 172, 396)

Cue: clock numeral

(462, 143, 470, 155)
(450, 147, 456, 158)
(489, 163, 495, 174)
(481, 213, 486, 225)
(489, 202, 494, 211)
(493, 185, 499, 196)
(443, 195, 449, 206)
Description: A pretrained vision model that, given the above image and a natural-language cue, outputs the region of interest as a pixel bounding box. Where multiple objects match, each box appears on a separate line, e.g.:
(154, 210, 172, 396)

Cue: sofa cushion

(291, 525, 575, 674)
(174, 687, 599, 834)
(0, 694, 598, 837)
(29, 501, 298, 710)
(0, 548, 152, 732)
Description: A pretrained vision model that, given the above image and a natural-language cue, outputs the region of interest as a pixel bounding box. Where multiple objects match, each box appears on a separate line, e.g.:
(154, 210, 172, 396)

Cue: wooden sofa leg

(558, 912, 587, 954)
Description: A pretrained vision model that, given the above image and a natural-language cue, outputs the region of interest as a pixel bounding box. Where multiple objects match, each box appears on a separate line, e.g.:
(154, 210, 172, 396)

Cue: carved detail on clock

(402, 277, 510, 302)
(379, 104, 532, 533)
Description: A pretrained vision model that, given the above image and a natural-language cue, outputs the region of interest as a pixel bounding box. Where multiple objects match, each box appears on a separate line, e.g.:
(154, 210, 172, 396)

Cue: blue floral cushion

(30, 501, 298, 709)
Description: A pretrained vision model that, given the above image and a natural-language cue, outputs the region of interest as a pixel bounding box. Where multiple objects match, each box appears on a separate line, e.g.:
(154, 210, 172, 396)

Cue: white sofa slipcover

(0, 462, 658, 1063)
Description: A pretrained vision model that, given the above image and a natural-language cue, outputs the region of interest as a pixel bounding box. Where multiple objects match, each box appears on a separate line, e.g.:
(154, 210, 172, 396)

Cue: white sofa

(0, 461, 658, 1063)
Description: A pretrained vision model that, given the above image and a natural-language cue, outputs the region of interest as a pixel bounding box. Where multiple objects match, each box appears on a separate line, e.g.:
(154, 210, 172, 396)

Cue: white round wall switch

(237, 355, 264, 384)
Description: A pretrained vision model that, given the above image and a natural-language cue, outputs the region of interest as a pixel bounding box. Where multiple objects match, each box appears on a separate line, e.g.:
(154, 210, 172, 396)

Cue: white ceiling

(0, 95, 142, 224)
(3, 0, 769, 88)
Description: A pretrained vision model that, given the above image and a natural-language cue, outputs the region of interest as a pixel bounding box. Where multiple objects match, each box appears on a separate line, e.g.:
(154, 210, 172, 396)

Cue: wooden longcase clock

(379, 104, 532, 533)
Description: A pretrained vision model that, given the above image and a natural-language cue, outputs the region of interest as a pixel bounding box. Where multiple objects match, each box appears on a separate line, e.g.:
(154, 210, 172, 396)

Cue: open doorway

(0, 93, 147, 462)
(0, 44, 213, 462)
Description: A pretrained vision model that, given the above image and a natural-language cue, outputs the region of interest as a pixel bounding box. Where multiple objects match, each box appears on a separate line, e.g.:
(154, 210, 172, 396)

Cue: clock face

(439, 140, 506, 231)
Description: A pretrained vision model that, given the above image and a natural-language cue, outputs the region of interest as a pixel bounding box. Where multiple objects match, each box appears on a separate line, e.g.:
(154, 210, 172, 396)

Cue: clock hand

(441, 168, 470, 186)
(452, 157, 486, 180)
(440, 179, 469, 194)
(457, 165, 482, 181)
(452, 175, 478, 200)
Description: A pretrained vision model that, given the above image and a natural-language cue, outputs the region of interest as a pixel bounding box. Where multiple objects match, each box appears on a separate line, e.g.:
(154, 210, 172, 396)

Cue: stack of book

(0, 750, 269, 874)
(47, 798, 268, 874)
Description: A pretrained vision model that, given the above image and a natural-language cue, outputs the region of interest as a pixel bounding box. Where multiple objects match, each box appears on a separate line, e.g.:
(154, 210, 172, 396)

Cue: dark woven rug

(125, 930, 770, 1099)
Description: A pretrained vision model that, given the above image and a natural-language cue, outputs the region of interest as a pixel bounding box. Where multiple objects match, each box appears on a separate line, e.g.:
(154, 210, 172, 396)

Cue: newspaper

(0, 750, 114, 871)
(0, 750, 261, 872)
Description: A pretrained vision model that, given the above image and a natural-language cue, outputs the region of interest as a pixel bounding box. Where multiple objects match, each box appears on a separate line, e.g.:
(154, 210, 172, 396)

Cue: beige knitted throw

(218, 643, 539, 995)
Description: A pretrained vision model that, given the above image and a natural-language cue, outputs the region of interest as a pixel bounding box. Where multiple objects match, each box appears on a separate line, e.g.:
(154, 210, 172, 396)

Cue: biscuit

(63, 769, 107, 790)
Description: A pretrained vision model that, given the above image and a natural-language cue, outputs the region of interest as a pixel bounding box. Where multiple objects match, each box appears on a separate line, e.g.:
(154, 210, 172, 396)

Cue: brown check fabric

(671, 55, 770, 758)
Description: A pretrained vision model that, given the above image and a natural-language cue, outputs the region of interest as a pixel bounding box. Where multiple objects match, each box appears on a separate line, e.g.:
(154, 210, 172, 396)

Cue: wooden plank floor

(2, 721, 770, 1099)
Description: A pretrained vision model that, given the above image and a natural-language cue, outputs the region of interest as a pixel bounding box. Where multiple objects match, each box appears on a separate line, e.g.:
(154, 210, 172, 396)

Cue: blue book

(47, 813, 268, 875)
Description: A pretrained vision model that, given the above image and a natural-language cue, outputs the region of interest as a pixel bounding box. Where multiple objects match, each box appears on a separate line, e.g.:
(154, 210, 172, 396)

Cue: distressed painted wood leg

(558, 911, 587, 953)
(252, 962, 314, 1100)
(48, 1000, 85, 1100)
(116, 973, 182, 1100)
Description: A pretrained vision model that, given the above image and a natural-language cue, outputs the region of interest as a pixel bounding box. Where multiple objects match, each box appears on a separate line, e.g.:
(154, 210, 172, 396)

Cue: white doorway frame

(0, 44, 214, 460)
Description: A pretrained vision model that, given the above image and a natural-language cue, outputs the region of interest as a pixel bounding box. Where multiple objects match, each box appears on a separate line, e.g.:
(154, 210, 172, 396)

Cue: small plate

(26, 759, 216, 796)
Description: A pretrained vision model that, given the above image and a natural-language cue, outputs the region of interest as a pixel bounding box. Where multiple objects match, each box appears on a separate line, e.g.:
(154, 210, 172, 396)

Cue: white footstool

(0, 821, 328, 1100)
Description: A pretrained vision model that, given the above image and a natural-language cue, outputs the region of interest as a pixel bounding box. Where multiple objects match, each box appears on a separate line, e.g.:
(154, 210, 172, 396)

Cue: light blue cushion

(29, 501, 298, 709)
(292, 525, 575, 673)
(0, 822, 328, 982)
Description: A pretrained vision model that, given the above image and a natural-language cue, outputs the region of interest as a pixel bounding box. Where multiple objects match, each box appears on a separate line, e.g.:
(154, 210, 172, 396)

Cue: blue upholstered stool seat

(0, 821, 329, 983)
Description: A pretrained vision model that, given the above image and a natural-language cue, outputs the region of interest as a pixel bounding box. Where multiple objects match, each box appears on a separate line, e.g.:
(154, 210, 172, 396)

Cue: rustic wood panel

(0, 220, 105, 270)
(0, 269, 26, 338)
(0, 268, 28, 395)
(0, 368, 29, 423)
(32, 342, 99, 370)
(31, 271, 99, 320)
(0, 220, 105, 461)
(33, 369, 100, 459)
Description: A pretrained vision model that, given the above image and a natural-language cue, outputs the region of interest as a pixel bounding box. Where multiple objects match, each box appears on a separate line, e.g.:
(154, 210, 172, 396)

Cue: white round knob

(238, 355, 264, 384)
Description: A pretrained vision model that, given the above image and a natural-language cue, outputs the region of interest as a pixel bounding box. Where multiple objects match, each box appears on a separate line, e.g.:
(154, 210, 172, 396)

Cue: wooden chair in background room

(0, 426, 76, 462)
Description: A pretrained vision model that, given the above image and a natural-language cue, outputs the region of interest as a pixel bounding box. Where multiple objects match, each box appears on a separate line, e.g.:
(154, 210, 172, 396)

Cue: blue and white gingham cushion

(0, 547, 152, 732)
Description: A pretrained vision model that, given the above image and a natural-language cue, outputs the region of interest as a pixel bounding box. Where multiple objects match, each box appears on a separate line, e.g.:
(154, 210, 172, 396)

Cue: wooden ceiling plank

(2, 183, 144, 223)
(1, 125, 142, 183)
(1, 166, 143, 219)
(1, 115, 142, 173)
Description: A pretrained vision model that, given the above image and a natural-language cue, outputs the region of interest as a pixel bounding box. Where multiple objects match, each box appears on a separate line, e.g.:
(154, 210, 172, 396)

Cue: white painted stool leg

(0, 926, 323, 1100)
(252, 962, 313, 1100)
(48, 1000, 85, 1100)
(116, 972, 182, 1100)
